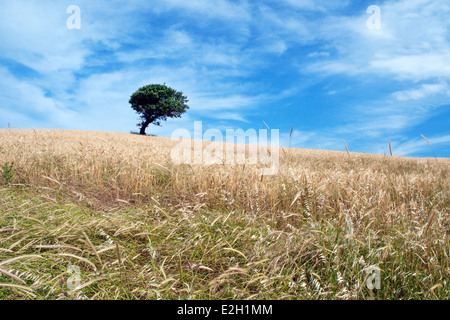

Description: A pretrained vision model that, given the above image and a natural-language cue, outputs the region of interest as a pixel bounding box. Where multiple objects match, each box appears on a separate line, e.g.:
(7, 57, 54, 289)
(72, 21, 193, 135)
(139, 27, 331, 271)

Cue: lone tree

(129, 84, 189, 135)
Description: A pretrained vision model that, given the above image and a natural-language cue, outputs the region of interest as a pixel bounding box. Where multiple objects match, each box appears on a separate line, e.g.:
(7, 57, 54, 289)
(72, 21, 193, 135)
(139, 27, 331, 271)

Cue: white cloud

(257, 6, 312, 43)
(0, 67, 78, 126)
(392, 83, 450, 101)
(153, 0, 251, 21)
(189, 94, 264, 112)
(0, 1, 88, 74)
(206, 112, 248, 122)
(281, 0, 350, 12)
(307, 51, 330, 58)
(115, 28, 194, 63)
(389, 135, 450, 157)
(309, 0, 450, 82)
(279, 129, 344, 151)
(370, 54, 450, 81)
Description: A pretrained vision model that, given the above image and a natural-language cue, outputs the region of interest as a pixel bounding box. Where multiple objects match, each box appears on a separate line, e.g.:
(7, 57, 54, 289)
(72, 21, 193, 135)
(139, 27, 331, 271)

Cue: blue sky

(0, 0, 449, 157)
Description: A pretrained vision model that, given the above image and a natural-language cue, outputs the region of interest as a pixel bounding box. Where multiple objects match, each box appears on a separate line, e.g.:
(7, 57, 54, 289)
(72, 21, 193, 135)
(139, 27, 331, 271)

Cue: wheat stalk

(344, 140, 350, 157)
(421, 134, 437, 159)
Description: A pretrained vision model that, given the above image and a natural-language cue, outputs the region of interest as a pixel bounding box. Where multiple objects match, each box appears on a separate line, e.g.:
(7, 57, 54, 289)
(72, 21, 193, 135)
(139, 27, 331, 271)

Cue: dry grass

(0, 129, 449, 300)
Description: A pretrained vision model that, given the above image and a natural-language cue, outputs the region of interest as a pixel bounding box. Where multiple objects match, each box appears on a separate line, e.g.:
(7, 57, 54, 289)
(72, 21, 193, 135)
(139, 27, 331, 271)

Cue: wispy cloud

(386, 134, 450, 157)
(392, 83, 450, 101)
(154, 0, 251, 21)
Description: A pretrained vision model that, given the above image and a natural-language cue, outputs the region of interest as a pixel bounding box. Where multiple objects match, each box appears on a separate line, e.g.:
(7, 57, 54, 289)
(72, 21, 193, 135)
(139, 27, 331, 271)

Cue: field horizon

(2, 128, 446, 159)
(1, 129, 448, 300)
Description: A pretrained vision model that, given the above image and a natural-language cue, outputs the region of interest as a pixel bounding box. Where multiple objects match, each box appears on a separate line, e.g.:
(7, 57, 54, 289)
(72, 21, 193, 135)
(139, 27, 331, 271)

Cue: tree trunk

(140, 120, 151, 135)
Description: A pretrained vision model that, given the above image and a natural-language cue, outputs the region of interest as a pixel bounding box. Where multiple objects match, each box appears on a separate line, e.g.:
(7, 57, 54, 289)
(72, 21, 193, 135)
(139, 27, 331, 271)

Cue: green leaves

(129, 84, 189, 135)
(2, 162, 15, 185)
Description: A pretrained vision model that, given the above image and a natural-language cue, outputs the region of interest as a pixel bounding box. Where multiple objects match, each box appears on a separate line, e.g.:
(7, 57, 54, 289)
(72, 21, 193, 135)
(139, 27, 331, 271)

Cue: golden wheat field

(0, 129, 449, 300)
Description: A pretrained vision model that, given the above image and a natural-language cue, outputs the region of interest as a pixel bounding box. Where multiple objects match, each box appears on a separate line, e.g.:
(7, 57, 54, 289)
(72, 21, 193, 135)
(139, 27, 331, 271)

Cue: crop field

(0, 129, 449, 300)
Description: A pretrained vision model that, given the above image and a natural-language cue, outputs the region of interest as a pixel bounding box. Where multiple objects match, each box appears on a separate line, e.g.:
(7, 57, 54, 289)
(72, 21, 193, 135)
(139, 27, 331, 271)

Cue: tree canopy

(129, 84, 189, 135)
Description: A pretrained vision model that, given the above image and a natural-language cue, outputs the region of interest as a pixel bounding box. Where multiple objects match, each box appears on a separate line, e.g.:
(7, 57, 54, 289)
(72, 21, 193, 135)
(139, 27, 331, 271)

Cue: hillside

(0, 129, 449, 299)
